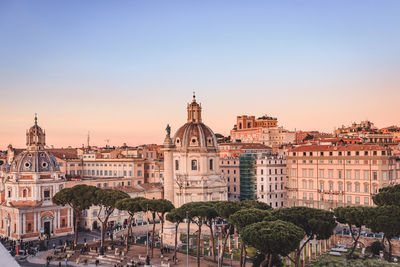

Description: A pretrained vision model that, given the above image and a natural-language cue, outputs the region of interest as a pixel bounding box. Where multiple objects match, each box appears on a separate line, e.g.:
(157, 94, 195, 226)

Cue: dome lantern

(26, 114, 46, 150)
(187, 92, 202, 123)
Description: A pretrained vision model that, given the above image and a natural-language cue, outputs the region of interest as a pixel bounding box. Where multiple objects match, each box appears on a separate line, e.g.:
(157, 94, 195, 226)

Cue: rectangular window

(309, 169, 313, 178)
(364, 184, 369, 193)
(44, 190, 50, 199)
(309, 193, 313, 200)
(302, 169, 307, 178)
(137, 170, 142, 177)
(302, 181, 307, 189)
(303, 192, 307, 200)
(373, 172, 377, 180)
(189, 160, 197, 170)
(355, 184, 360, 192)
(292, 169, 297, 177)
(319, 169, 324, 178)
(364, 197, 369, 205)
(347, 183, 352, 192)
(338, 170, 342, 179)
(364, 171, 369, 180)
(347, 196, 352, 204)
(309, 181, 313, 189)
(355, 197, 360, 204)
(355, 170, 360, 180)
(329, 170, 333, 179)
(347, 170, 351, 179)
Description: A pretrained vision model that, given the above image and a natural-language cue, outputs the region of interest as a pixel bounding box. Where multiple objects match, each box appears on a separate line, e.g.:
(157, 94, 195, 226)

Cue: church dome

(172, 95, 218, 151)
(10, 115, 59, 173)
(10, 150, 59, 173)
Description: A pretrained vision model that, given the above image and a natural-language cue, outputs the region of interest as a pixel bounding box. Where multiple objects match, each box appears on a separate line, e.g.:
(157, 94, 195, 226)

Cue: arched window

(209, 159, 213, 171)
(239, 123, 242, 129)
(175, 160, 179, 171)
(23, 189, 27, 198)
(247, 122, 251, 128)
(191, 160, 198, 171)
(27, 223, 32, 232)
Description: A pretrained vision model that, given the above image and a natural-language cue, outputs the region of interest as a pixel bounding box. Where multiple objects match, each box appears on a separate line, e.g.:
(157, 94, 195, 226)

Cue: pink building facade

(287, 144, 395, 210)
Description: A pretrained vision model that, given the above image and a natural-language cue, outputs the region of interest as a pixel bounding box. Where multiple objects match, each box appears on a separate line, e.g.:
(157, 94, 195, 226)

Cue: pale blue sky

(0, 1, 399, 148)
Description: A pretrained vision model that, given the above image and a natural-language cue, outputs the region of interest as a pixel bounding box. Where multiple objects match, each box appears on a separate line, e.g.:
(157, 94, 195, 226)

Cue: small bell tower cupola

(26, 113, 46, 150)
(187, 92, 202, 123)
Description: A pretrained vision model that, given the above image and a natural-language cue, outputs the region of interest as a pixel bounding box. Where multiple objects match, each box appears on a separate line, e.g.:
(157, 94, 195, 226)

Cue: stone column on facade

(38, 212, 41, 233)
(57, 210, 61, 229)
(67, 208, 71, 228)
(34, 212, 37, 233)
(22, 213, 26, 234)
(313, 241, 317, 260)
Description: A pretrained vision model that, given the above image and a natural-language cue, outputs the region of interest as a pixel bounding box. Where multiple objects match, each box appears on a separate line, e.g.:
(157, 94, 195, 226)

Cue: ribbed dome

(10, 150, 59, 173)
(173, 122, 218, 151)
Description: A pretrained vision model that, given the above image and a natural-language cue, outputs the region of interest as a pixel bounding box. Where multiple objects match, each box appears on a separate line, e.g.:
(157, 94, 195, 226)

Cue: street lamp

(186, 211, 189, 267)
(146, 203, 149, 257)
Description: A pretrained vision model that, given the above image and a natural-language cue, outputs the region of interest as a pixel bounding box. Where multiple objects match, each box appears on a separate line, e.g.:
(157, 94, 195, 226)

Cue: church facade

(0, 117, 73, 240)
(163, 96, 228, 207)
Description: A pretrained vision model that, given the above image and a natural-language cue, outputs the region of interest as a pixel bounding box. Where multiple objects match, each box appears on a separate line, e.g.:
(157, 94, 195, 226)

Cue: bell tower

(187, 92, 202, 123)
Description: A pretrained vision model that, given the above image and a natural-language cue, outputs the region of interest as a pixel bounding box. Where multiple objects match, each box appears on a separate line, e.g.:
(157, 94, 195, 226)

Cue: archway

(41, 215, 54, 238)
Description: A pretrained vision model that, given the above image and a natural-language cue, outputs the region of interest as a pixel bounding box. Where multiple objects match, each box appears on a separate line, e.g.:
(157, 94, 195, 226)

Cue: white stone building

(162, 95, 228, 207)
(255, 154, 287, 208)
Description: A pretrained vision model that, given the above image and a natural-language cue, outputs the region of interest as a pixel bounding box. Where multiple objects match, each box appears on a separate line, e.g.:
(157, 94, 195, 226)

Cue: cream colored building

(287, 144, 395, 210)
(163, 95, 228, 207)
(256, 155, 287, 208)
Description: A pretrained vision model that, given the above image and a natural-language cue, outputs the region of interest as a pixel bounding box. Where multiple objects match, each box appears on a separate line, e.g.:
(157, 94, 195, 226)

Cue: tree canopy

(52, 184, 98, 247)
(270, 207, 336, 266)
(365, 205, 400, 260)
(240, 200, 272, 210)
(272, 207, 336, 240)
(229, 208, 270, 233)
(373, 184, 400, 206)
(242, 220, 304, 266)
(93, 188, 130, 248)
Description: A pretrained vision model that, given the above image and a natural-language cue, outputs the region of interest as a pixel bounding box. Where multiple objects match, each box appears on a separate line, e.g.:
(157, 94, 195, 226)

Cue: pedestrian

(65, 255, 68, 266)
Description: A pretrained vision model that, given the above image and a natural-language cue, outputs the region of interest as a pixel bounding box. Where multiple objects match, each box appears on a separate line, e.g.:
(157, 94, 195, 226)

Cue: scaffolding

(239, 154, 256, 201)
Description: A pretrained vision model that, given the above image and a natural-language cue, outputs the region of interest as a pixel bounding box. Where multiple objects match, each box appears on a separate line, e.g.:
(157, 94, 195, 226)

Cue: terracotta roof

(49, 149, 79, 159)
(118, 183, 163, 193)
(290, 144, 387, 152)
(219, 143, 272, 149)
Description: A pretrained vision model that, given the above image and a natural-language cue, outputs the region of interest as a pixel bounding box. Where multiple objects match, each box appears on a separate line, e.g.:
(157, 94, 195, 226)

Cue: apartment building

(220, 157, 240, 200)
(230, 115, 295, 147)
(287, 144, 395, 210)
(256, 155, 287, 208)
(81, 151, 145, 185)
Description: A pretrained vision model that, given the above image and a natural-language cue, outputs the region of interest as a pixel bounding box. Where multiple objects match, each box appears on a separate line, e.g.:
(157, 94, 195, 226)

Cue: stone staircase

(78, 251, 126, 266)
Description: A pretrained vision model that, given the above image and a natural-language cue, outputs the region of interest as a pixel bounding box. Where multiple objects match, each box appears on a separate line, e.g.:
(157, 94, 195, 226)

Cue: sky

(0, 0, 399, 149)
